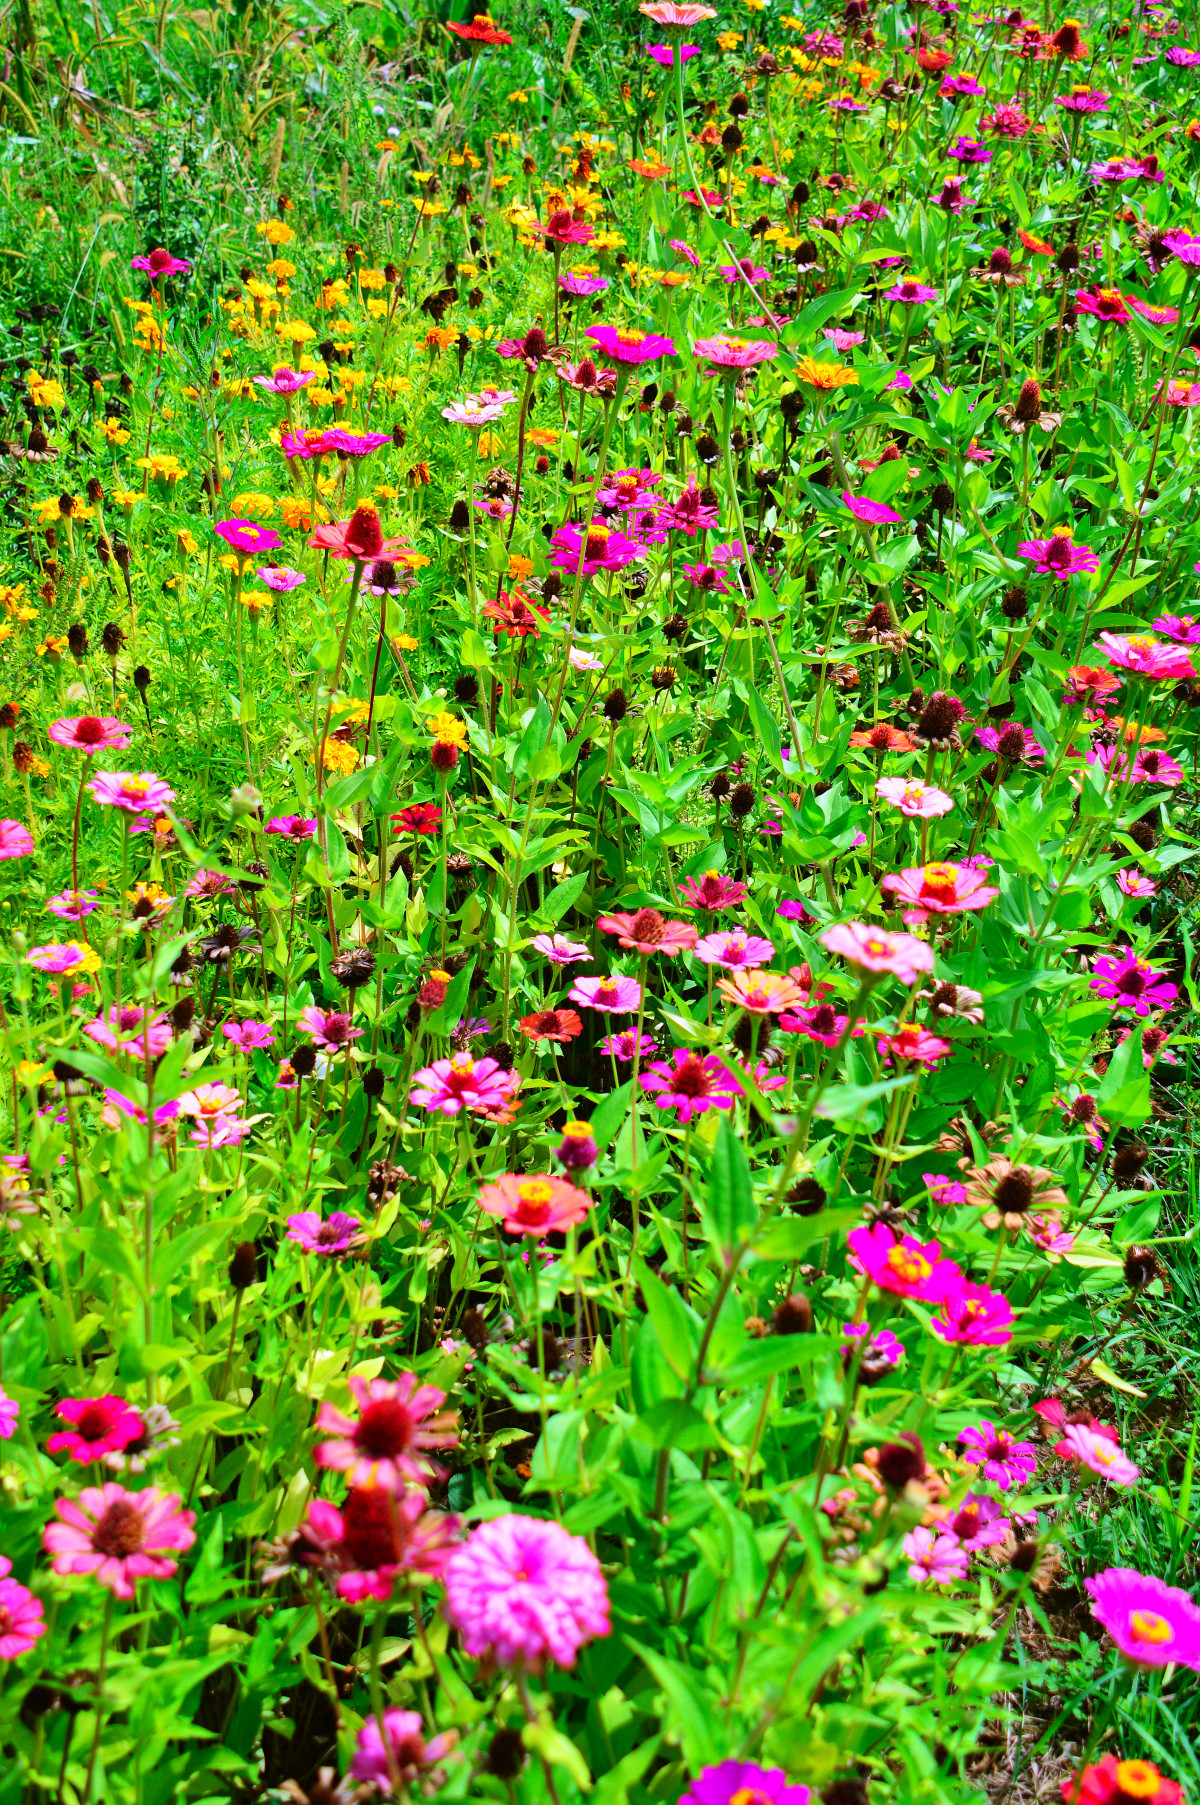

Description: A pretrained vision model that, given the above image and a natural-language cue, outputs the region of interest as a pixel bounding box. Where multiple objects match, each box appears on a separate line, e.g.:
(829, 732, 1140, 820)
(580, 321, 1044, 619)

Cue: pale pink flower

(531, 933, 591, 965)
(820, 921, 935, 984)
(875, 777, 954, 818)
(43, 1483, 196, 1597)
(1094, 631, 1196, 681)
(86, 771, 176, 815)
(568, 974, 643, 1012)
(85, 1004, 172, 1057)
(174, 1081, 242, 1121)
(1058, 1423, 1140, 1485)
(903, 1526, 968, 1584)
(693, 931, 776, 969)
(443, 1515, 611, 1669)
(693, 334, 778, 374)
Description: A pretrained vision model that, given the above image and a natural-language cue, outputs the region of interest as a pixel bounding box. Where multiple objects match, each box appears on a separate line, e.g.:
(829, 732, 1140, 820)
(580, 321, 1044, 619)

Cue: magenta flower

(43, 1483, 196, 1597)
(884, 279, 938, 304)
(45, 888, 101, 920)
(257, 566, 307, 591)
(86, 771, 176, 815)
(941, 73, 985, 98)
(85, 1004, 172, 1057)
(1086, 1568, 1200, 1668)
(48, 1395, 143, 1463)
(680, 1764, 811, 1805)
(0, 819, 32, 858)
(265, 814, 317, 839)
(49, 715, 134, 755)
(1090, 950, 1177, 1016)
(693, 334, 778, 374)
(560, 270, 609, 296)
(639, 1049, 744, 1124)
(647, 40, 699, 63)
(840, 1322, 904, 1367)
(1057, 87, 1108, 111)
(253, 367, 318, 394)
(297, 1490, 461, 1604)
(1020, 528, 1100, 579)
(657, 478, 721, 535)
(848, 1223, 960, 1302)
(101, 1090, 181, 1130)
(443, 1514, 610, 1670)
(550, 520, 645, 576)
(315, 1373, 457, 1492)
(131, 246, 191, 276)
(820, 921, 935, 985)
(1094, 631, 1197, 681)
(1117, 869, 1156, 898)
(881, 860, 1000, 926)
(957, 1420, 1037, 1490)
(1162, 230, 1200, 268)
(597, 467, 663, 509)
(932, 176, 969, 213)
(1151, 613, 1200, 643)
(183, 868, 235, 899)
(680, 871, 747, 912)
(904, 1526, 969, 1585)
(929, 1275, 1015, 1347)
(880, 1024, 952, 1068)
(585, 323, 676, 364)
(215, 518, 283, 557)
(531, 933, 591, 965)
(719, 259, 769, 285)
(778, 1001, 864, 1048)
(693, 930, 776, 970)
(670, 238, 701, 267)
(600, 1029, 658, 1061)
(976, 722, 1045, 764)
(842, 490, 903, 526)
(0, 1561, 45, 1660)
(941, 1494, 1009, 1552)
(1059, 1424, 1140, 1485)
(26, 941, 94, 977)
(349, 1707, 457, 1791)
(221, 1019, 276, 1052)
(875, 777, 954, 818)
(411, 1053, 518, 1117)
(1131, 747, 1186, 787)
(321, 428, 394, 459)
(296, 1006, 364, 1051)
(0, 1390, 18, 1440)
(286, 1210, 362, 1256)
(568, 974, 643, 1012)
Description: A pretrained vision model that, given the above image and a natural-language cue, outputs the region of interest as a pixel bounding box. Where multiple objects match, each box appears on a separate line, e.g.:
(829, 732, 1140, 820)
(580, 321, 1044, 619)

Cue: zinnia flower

(1063, 1757, 1183, 1805)
(411, 1054, 518, 1116)
(875, 777, 954, 817)
(43, 1484, 196, 1597)
(881, 861, 1000, 926)
(903, 1526, 969, 1585)
(47, 1395, 144, 1463)
(49, 715, 134, 754)
(598, 907, 697, 955)
(1059, 1424, 1140, 1485)
(693, 334, 778, 373)
(820, 921, 935, 985)
(680, 871, 747, 913)
(286, 1210, 362, 1256)
(443, 1514, 611, 1669)
(569, 975, 643, 1011)
(314, 1374, 458, 1492)
(477, 1174, 592, 1236)
(1094, 632, 1196, 682)
(1090, 951, 1177, 1016)
(639, 1049, 744, 1123)
(679, 1764, 811, 1805)
(585, 324, 676, 364)
(1019, 527, 1100, 579)
(0, 1561, 45, 1659)
(87, 771, 176, 815)
(842, 491, 902, 525)
(0, 819, 33, 858)
(519, 1007, 584, 1042)
(957, 1421, 1037, 1490)
(349, 1706, 457, 1793)
(1085, 1568, 1200, 1668)
(848, 1223, 960, 1302)
(929, 1274, 1015, 1346)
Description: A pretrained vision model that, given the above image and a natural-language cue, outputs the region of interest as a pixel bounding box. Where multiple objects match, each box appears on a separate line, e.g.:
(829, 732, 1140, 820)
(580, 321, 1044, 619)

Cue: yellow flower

(240, 590, 274, 614)
(27, 374, 64, 409)
(308, 387, 336, 409)
(320, 737, 359, 774)
(507, 553, 533, 580)
(366, 298, 389, 320)
(507, 88, 529, 103)
(0, 584, 26, 614)
(279, 497, 315, 530)
(277, 320, 316, 345)
(716, 28, 741, 47)
(414, 200, 447, 218)
(373, 484, 400, 502)
(111, 490, 143, 509)
(425, 710, 467, 749)
(266, 257, 297, 278)
(410, 170, 436, 183)
(16, 1060, 53, 1087)
(794, 358, 860, 391)
(177, 530, 199, 554)
(231, 491, 275, 519)
(36, 635, 69, 658)
(592, 230, 627, 251)
(661, 270, 690, 289)
(224, 377, 257, 399)
(33, 498, 64, 523)
(136, 454, 186, 483)
(477, 431, 499, 458)
(393, 633, 419, 651)
(256, 220, 296, 244)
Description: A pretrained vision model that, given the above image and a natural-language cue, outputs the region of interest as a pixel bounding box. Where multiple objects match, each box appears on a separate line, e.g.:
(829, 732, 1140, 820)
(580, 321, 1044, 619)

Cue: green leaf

(637, 1265, 699, 1381)
(1096, 1027, 1150, 1127)
(625, 1640, 722, 1770)
(753, 1207, 862, 1261)
(590, 1080, 633, 1154)
(745, 682, 783, 772)
(541, 869, 588, 924)
(1112, 1197, 1160, 1246)
(630, 1398, 719, 1450)
(701, 1115, 757, 1263)
(1090, 1356, 1147, 1398)
(523, 1722, 592, 1793)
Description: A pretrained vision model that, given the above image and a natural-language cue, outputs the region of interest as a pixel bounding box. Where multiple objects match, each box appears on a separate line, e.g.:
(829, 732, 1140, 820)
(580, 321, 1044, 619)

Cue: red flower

(483, 590, 548, 638)
(47, 1395, 144, 1463)
(597, 907, 698, 955)
(848, 722, 916, 751)
(1062, 1757, 1181, 1805)
(310, 503, 410, 563)
(447, 11, 513, 43)
(392, 804, 443, 835)
(519, 1008, 584, 1043)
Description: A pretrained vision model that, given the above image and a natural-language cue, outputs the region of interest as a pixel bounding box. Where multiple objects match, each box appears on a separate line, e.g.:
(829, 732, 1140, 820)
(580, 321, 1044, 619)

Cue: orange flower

(716, 970, 807, 1015)
(794, 357, 859, 391)
(1018, 228, 1054, 256)
(476, 1173, 591, 1237)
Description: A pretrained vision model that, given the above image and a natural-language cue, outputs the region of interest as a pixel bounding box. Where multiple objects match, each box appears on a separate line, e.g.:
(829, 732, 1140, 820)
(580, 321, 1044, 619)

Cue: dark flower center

(810, 1004, 838, 1033)
(341, 1487, 402, 1567)
(76, 1402, 116, 1441)
(75, 716, 105, 744)
(371, 560, 398, 588)
(670, 1056, 711, 1098)
(1119, 970, 1146, 996)
(628, 908, 665, 944)
(993, 1167, 1035, 1214)
(353, 1399, 415, 1459)
(92, 1499, 146, 1557)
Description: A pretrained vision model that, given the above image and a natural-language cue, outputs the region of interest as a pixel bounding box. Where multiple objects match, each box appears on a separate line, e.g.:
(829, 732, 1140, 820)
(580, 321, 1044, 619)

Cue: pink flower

(49, 715, 134, 755)
(349, 1706, 457, 1791)
(693, 334, 778, 373)
(85, 1005, 172, 1057)
(957, 1420, 1036, 1489)
(585, 324, 676, 364)
(190, 1115, 251, 1149)
(87, 771, 176, 815)
(1020, 529, 1100, 579)
(47, 1395, 144, 1463)
(693, 930, 776, 970)
(221, 1018, 276, 1051)
(848, 1223, 961, 1302)
(680, 1763, 811, 1805)
(639, 1049, 744, 1123)
(175, 1081, 241, 1121)
(929, 1274, 1015, 1346)
(253, 367, 318, 394)
(550, 521, 646, 576)
(26, 941, 94, 977)
(45, 888, 101, 919)
(0, 818, 32, 858)
(286, 1210, 362, 1256)
(842, 490, 903, 525)
(598, 908, 697, 955)
(680, 871, 748, 912)
(1027, 1212, 1077, 1256)
(841, 1322, 904, 1367)
(881, 861, 1000, 926)
(925, 1173, 969, 1205)
(1117, 869, 1156, 898)
(184, 868, 235, 899)
(477, 1174, 592, 1237)
(778, 1001, 865, 1048)
(532, 933, 591, 965)
(314, 1374, 458, 1492)
(1058, 1423, 1140, 1485)
(44, 1484, 195, 1597)
(940, 1493, 1010, 1552)
(411, 1054, 518, 1117)
(1090, 951, 1177, 1015)
(295, 1488, 461, 1602)
(1085, 1568, 1200, 1668)
(215, 518, 283, 557)
(820, 921, 935, 984)
(101, 1090, 181, 1130)
(880, 1024, 952, 1067)
(257, 566, 307, 591)
(1152, 613, 1200, 643)
(1130, 746, 1186, 787)
(670, 238, 701, 267)
(443, 1515, 610, 1669)
(265, 814, 317, 839)
(0, 1563, 45, 1659)
(296, 1006, 364, 1051)
(600, 1030, 658, 1061)
(875, 777, 954, 818)
(0, 1390, 17, 1440)
(569, 974, 643, 1012)
(1163, 231, 1200, 268)
(904, 1526, 969, 1585)
(975, 722, 1044, 763)
(883, 280, 939, 304)
(1094, 632, 1197, 681)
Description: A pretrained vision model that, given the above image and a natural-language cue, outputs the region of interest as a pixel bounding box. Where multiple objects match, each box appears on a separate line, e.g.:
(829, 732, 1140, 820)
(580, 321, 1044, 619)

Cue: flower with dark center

(913, 689, 967, 749)
(197, 923, 259, 966)
(729, 781, 755, 818)
(875, 1433, 926, 1487)
(964, 1157, 1068, 1230)
(331, 948, 377, 991)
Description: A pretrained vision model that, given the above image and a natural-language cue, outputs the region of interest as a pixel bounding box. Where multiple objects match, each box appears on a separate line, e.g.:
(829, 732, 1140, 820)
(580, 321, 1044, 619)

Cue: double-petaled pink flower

(881, 861, 1000, 925)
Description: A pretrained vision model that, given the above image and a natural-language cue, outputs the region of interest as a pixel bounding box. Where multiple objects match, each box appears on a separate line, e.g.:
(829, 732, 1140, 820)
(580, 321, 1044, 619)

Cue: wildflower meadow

(0, 0, 1199, 1798)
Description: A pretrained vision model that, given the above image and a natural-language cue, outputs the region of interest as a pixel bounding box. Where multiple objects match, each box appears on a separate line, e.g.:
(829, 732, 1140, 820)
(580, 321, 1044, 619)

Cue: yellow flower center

(1126, 635, 1157, 655)
(450, 1056, 475, 1077)
(922, 861, 959, 894)
(1116, 1763, 1164, 1799)
(1128, 1610, 1173, 1646)
(886, 1247, 931, 1285)
(616, 329, 647, 346)
(1096, 287, 1123, 304)
(518, 1180, 554, 1207)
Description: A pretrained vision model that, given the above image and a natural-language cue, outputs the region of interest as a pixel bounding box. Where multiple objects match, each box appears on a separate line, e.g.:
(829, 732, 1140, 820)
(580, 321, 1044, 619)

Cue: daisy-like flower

(848, 722, 916, 752)
(286, 1210, 362, 1256)
(639, 1049, 744, 1123)
(264, 814, 317, 841)
(221, 1019, 276, 1052)
(848, 1224, 960, 1302)
(1117, 869, 1156, 899)
(693, 931, 775, 970)
(411, 1054, 518, 1116)
(568, 974, 642, 1012)
(1090, 951, 1177, 1016)
(598, 907, 697, 955)
(1064, 1758, 1184, 1805)
(601, 1030, 658, 1061)
(86, 771, 176, 815)
(957, 1420, 1037, 1490)
(963, 1156, 1069, 1230)
(1094, 632, 1196, 682)
(26, 942, 100, 977)
(794, 357, 860, 391)
(0, 1390, 18, 1440)
(49, 715, 134, 754)
(1059, 1424, 1140, 1486)
(1019, 526, 1100, 579)
(938, 1493, 1010, 1553)
(314, 1374, 458, 1492)
(840, 1322, 904, 1370)
(929, 1274, 1015, 1346)
(1085, 1568, 1200, 1669)
(349, 1706, 457, 1790)
(296, 1006, 364, 1052)
(549, 521, 645, 576)
(477, 1173, 592, 1237)
(585, 324, 676, 364)
(443, 1514, 610, 1669)
(875, 777, 954, 817)
(215, 518, 283, 558)
(309, 502, 409, 564)
(531, 932, 591, 965)
(948, 136, 992, 163)
(778, 1000, 865, 1048)
(1075, 285, 1130, 322)
(904, 1526, 969, 1585)
(0, 1559, 45, 1660)
(447, 12, 513, 42)
(85, 1004, 172, 1058)
(1152, 613, 1200, 644)
(519, 1007, 584, 1043)
(45, 888, 101, 920)
(0, 819, 32, 858)
(174, 1081, 242, 1124)
(883, 279, 939, 304)
(43, 1484, 196, 1597)
(48, 1395, 144, 1463)
(680, 1764, 811, 1805)
(693, 334, 778, 374)
(880, 1024, 952, 1067)
(253, 367, 318, 394)
(881, 861, 1000, 926)
(716, 969, 807, 1014)
(820, 921, 935, 985)
(842, 490, 902, 526)
(680, 871, 747, 913)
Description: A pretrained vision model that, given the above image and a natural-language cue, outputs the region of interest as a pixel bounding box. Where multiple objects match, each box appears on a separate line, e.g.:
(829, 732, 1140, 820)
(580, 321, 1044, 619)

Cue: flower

(929, 1274, 1015, 1346)
(842, 490, 902, 526)
(49, 715, 134, 754)
(0, 1391, 17, 1439)
(85, 1005, 172, 1058)
(881, 1024, 952, 1067)
(45, 889, 101, 920)
(1117, 870, 1156, 898)
(131, 246, 191, 275)
(884, 279, 938, 304)
(0, 1562, 45, 1659)
(779, 1001, 864, 1048)
(848, 1224, 960, 1301)
(254, 367, 318, 394)
(569, 974, 643, 1011)
(392, 804, 443, 835)
(904, 1526, 969, 1585)
(27, 941, 100, 978)
(680, 871, 748, 913)
(1064, 1758, 1184, 1805)
(881, 861, 1000, 926)
(849, 723, 916, 752)
(694, 335, 778, 374)
(1059, 1424, 1140, 1485)
(286, 1210, 362, 1256)
(477, 1174, 592, 1236)
(221, 1019, 276, 1051)
(680, 1764, 811, 1805)
(443, 1515, 610, 1669)
(1090, 951, 1177, 1016)
(411, 1054, 518, 1117)
(550, 521, 645, 576)
(963, 1157, 1069, 1230)
(585, 324, 676, 364)
(215, 518, 283, 558)
(820, 921, 935, 985)
(86, 771, 176, 815)
(1019, 527, 1100, 579)
(43, 1484, 196, 1597)
(309, 503, 408, 563)
(532, 933, 591, 965)
(939, 1493, 1010, 1552)
(1094, 632, 1196, 682)
(598, 908, 697, 955)
(601, 1030, 658, 1061)
(314, 1375, 458, 1491)
(349, 1707, 457, 1793)
(296, 1006, 364, 1052)
(447, 12, 513, 42)
(876, 776, 954, 819)
(693, 931, 775, 970)
(1085, 1568, 1200, 1669)
(958, 1421, 1037, 1490)
(639, 1049, 744, 1123)
(841, 1323, 905, 1370)
(716, 970, 807, 1014)
(0, 819, 32, 858)
(519, 1007, 584, 1043)
(47, 1395, 144, 1462)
